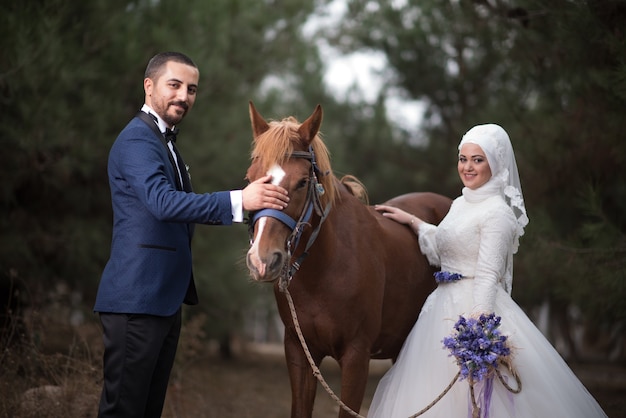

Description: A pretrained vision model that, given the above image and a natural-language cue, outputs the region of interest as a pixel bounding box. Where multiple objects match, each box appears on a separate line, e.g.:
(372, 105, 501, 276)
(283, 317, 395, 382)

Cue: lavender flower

(434, 271, 464, 283)
(442, 313, 510, 382)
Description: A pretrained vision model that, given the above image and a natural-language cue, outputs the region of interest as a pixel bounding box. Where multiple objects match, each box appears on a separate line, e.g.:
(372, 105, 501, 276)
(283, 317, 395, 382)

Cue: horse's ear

(249, 101, 270, 139)
(298, 104, 323, 144)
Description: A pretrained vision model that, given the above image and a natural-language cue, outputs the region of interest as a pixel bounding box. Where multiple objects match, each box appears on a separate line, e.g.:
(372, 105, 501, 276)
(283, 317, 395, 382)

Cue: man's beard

(160, 101, 188, 126)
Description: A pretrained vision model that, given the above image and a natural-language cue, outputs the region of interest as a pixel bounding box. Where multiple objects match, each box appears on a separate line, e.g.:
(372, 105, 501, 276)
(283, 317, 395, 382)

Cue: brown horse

(245, 102, 451, 418)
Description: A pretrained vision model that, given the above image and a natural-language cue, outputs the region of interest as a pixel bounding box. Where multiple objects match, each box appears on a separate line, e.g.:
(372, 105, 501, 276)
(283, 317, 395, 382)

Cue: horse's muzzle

(246, 248, 287, 283)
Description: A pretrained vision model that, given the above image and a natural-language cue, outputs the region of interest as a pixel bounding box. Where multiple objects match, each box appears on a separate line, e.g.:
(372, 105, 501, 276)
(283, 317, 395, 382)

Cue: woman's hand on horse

(242, 175, 289, 211)
(374, 204, 424, 229)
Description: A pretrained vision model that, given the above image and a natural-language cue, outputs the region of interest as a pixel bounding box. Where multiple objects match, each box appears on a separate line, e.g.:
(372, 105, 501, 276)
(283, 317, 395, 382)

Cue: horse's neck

(317, 186, 371, 241)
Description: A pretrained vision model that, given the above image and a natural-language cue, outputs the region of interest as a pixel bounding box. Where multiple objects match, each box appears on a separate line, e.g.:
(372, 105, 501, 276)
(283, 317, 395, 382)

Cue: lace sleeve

(417, 222, 440, 267)
(472, 204, 517, 313)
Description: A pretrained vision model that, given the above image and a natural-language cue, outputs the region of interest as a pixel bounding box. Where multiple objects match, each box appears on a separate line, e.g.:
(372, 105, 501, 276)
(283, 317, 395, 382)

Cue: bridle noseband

(247, 146, 331, 290)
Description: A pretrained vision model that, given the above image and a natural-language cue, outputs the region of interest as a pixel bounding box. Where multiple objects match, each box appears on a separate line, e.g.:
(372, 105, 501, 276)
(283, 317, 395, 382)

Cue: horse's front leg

(337, 347, 371, 418)
(284, 327, 321, 418)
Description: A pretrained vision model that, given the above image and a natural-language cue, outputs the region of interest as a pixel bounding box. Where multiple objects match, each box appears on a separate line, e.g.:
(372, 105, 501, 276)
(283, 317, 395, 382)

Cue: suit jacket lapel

(136, 111, 185, 191)
(170, 144, 193, 193)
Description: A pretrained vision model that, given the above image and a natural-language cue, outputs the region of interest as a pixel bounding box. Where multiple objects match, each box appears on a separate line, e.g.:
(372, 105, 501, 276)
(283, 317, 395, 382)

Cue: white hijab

(459, 124, 529, 292)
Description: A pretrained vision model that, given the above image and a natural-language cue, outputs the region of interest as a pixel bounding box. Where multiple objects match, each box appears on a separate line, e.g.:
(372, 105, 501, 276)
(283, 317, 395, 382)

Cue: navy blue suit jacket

(95, 114, 233, 316)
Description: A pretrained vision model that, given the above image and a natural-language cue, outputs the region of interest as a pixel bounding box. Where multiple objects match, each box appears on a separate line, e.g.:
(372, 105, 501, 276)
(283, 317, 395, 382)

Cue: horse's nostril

(268, 251, 284, 273)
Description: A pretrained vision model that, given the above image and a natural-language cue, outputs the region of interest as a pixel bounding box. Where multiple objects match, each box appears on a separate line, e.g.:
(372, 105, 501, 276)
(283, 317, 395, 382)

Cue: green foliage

(1, 0, 120, 299)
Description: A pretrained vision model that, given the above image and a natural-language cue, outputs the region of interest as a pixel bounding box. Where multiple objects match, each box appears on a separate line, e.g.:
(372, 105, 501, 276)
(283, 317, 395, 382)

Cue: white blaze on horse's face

(247, 163, 286, 279)
(268, 164, 285, 186)
(247, 217, 268, 277)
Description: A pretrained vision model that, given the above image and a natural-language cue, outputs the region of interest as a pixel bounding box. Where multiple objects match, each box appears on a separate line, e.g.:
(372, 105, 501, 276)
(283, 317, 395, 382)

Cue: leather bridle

(247, 146, 331, 290)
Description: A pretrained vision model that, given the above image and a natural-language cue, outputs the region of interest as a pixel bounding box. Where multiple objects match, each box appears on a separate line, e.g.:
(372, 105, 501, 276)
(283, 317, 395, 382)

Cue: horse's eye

(297, 178, 308, 190)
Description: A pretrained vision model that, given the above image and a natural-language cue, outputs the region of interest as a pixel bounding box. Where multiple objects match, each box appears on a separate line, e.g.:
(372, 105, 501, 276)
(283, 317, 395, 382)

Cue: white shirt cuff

(230, 190, 244, 223)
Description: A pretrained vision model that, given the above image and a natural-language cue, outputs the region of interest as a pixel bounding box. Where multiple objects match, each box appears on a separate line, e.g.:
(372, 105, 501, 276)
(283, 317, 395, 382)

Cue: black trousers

(98, 309, 181, 418)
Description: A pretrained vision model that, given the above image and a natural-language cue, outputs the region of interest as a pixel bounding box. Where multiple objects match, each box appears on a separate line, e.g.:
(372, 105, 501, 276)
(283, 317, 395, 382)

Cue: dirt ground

(3, 335, 625, 417)
(160, 343, 626, 418)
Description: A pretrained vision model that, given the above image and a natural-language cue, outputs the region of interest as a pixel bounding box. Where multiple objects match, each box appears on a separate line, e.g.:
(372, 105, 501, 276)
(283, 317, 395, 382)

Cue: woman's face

(458, 143, 492, 189)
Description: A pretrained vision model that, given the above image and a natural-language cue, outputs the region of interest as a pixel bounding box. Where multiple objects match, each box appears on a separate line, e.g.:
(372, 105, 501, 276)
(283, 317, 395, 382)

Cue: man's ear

(144, 77, 153, 96)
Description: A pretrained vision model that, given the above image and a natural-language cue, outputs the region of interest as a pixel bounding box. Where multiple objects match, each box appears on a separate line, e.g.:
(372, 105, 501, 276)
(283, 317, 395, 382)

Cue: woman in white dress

(370, 124, 607, 418)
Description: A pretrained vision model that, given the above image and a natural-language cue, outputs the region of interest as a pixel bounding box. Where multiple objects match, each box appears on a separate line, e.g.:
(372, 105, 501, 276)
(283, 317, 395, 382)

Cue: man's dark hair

(144, 52, 197, 80)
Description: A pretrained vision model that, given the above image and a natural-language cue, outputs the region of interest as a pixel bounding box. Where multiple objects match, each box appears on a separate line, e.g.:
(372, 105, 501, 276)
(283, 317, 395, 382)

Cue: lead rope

(281, 286, 522, 418)
(280, 281, 449, 418)
(408, 360, 521, 418)
(275, 196, 361, 414)
(282, 286, 365, 417)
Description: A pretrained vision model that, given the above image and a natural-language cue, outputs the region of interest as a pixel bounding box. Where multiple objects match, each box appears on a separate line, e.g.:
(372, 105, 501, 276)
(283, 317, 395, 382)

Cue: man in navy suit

(94, 51, 289, 418)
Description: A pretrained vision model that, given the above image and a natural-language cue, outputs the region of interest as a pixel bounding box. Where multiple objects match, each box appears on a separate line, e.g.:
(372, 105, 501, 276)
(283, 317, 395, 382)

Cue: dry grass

(0, 330, 101, 417)
(1, 313, 624, 418)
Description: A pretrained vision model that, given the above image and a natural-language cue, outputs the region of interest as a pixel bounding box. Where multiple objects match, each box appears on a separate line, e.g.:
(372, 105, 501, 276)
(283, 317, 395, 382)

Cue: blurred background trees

(1, 0, 625, 362)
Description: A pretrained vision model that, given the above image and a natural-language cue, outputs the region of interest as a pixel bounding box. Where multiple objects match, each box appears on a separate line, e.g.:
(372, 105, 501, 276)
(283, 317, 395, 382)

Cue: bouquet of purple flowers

(442, 313, 510, 382)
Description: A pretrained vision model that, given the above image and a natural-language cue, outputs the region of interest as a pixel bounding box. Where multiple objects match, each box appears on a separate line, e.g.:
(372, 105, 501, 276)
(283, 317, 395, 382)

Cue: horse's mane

(340, 174, 369, 205)
(251, 116, 338, 208)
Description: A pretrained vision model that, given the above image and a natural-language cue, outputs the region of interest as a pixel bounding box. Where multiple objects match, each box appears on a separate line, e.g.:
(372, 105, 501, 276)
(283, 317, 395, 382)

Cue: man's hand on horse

(243, 175, 289, 211)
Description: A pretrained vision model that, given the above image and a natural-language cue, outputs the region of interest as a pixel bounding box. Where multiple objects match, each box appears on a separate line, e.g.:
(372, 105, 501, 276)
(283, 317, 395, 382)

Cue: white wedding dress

(368, 191, 607, 418)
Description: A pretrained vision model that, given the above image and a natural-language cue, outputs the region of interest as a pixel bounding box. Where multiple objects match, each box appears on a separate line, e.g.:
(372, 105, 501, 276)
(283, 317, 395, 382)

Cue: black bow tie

(164, 127, 179, 143)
